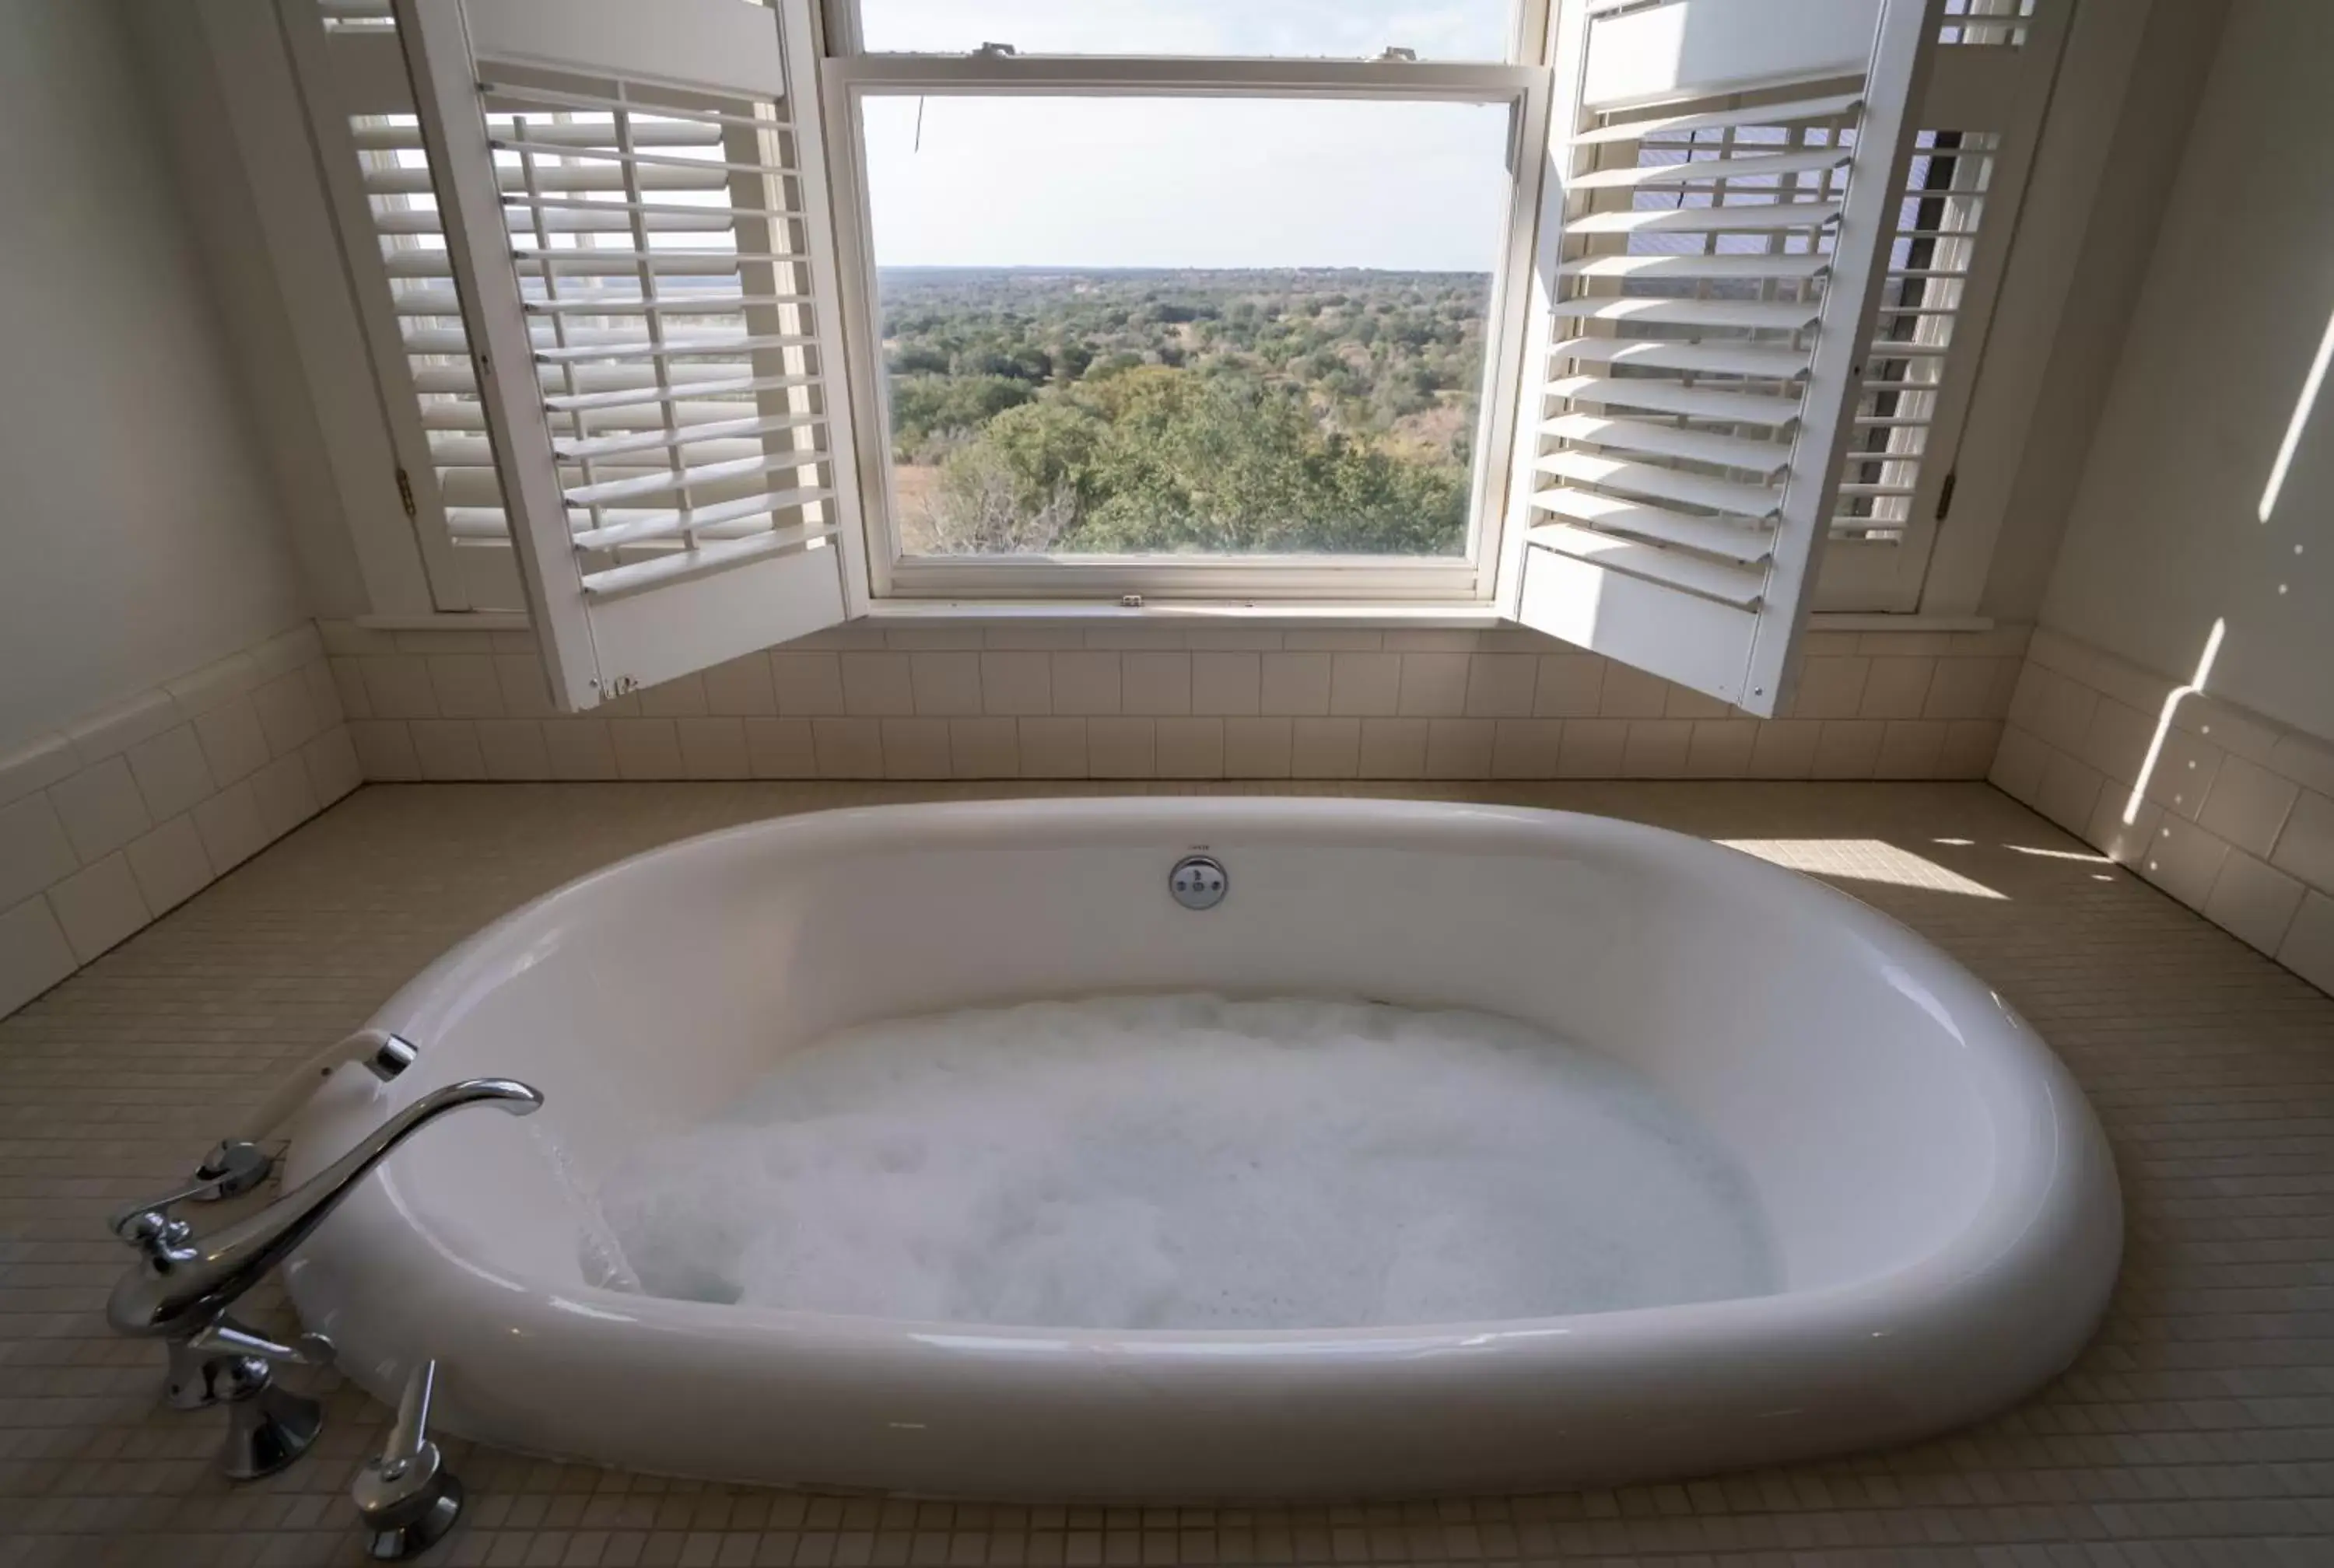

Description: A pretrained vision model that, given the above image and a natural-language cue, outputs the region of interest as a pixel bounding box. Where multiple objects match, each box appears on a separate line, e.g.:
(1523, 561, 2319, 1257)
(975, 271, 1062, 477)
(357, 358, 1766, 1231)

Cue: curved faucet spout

(109, 1078, 542, 1342)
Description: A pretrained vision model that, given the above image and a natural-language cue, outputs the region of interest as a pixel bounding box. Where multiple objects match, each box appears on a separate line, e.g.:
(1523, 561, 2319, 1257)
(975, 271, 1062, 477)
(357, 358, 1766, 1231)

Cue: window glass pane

(864, 96, 1511, 558)
(857, 1, 1516, 60)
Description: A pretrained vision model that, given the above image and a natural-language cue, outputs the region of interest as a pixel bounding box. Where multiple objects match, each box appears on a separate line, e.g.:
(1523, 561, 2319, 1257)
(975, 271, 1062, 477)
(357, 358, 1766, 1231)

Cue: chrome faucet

(107, 1077, 543, 1478)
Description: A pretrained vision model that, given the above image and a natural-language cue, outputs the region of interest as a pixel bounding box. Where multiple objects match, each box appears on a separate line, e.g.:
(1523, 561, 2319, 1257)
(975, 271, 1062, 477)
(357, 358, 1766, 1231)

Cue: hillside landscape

(877, 268, 1491, 557)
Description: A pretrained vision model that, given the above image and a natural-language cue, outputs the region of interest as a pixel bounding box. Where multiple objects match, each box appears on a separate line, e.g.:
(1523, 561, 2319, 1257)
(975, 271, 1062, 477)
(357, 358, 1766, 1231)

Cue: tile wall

(327, 620, 2030, 787)
(0, 624, 359, 1015)
(1991, 625, 2334, 994)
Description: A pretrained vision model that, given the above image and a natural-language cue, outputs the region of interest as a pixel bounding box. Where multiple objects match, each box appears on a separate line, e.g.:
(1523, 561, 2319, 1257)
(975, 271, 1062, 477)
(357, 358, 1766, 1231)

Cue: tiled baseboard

(1991, 625, 2334, 994)
(324, 619, 2029, 786)
(0, 623, 359, 1017)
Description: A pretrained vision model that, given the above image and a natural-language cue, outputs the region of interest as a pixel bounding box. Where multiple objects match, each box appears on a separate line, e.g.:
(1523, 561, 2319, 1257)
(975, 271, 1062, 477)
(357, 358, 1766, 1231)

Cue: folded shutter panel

(1503, 0, 1936, 716)
(393, 0, 862, 710)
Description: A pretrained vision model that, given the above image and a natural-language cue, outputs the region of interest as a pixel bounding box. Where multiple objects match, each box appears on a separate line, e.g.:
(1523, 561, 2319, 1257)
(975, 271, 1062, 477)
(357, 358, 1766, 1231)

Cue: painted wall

(0, 1, 310, 752)
(2037, 0, 2334, 741)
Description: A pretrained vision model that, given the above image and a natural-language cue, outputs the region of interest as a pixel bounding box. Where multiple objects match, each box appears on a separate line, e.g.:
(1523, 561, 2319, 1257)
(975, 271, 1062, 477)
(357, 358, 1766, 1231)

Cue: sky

(854, 2, 1519, 272)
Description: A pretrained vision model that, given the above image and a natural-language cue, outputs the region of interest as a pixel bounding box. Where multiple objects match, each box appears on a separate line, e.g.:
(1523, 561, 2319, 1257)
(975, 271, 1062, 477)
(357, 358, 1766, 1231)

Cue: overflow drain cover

(1169, 854, 1228, 911)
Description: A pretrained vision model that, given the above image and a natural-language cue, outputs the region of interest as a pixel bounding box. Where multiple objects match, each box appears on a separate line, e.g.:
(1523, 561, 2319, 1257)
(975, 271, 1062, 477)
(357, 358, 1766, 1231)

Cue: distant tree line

(877, 268, 1490, 555)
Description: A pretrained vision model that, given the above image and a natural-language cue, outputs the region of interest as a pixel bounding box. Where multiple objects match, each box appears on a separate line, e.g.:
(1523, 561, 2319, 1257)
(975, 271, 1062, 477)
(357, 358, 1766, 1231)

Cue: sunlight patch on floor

(1719, 838, 2006, 899)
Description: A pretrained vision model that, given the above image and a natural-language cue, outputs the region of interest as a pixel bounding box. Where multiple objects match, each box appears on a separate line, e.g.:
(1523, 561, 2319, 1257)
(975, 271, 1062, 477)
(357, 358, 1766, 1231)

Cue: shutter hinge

(1935, 470, 1957, 522)
(394, 467, 417, 520)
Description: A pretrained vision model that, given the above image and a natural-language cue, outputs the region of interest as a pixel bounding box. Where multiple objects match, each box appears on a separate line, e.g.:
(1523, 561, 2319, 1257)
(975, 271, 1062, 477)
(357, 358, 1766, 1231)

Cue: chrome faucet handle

(353, 1360, 464, 1560)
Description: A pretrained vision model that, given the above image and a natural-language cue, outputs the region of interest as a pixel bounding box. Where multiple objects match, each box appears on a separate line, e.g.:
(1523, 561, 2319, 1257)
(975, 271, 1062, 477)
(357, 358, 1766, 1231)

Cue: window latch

(972, 40, 1017, 58)
(1378, 46, 1419, 61)
(1936, 469, 1957, 522)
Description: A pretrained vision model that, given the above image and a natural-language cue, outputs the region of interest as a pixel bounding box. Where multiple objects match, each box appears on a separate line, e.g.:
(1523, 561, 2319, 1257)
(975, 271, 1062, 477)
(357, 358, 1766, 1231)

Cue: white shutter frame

(1502, 0, 1940, 716)
(392, 0, 859, 711)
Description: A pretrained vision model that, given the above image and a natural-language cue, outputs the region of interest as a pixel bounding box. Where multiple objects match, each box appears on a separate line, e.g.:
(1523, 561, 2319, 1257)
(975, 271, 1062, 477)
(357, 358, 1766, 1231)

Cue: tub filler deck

(282, 798, 2121, 1500)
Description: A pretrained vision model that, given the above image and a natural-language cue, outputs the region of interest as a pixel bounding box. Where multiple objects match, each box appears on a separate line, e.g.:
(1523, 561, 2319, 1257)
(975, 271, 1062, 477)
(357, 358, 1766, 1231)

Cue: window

(269, 0, 2075, 716)
(822, 5, 1549, 601)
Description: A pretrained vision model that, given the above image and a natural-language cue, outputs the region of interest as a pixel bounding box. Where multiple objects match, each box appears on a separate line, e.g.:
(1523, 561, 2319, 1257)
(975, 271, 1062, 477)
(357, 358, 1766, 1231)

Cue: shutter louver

(391, 0, 860, 710)
(1504, 0, 1936, 716)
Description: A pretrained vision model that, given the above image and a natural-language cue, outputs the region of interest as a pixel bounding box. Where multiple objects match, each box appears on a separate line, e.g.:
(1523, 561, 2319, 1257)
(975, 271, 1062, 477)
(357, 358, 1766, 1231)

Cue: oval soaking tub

(282, 797, 2122, 1499)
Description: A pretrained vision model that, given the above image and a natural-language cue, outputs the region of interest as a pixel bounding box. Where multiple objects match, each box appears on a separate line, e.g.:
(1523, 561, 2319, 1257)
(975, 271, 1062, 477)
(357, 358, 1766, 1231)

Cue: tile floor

(3, 780, 2330, 1566)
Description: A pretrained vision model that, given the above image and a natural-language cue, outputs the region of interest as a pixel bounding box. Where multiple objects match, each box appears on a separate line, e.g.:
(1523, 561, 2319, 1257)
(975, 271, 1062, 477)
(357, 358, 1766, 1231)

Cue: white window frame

(816, 5, 1555, 605)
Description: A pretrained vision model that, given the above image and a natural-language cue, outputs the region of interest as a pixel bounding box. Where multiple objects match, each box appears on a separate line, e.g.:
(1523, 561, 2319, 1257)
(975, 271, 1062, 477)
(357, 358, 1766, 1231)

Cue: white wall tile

(883, 627, 983, 652)
(744, 719, 818, 779)
(1358, 719, 1428, 779)
(2269, 733, 2334, 797)
(1050, 652, 1121, 716)
(252, 623, 324, 679)
(304, 661, 346, 730)
(1289, 718, 1359, 779)
(1190, 653, 1260, 716)
(880, 719, 951, 780)
(2086, 785, 2164, 866)
(1533, 654, 1603, 718)
(1989, 725, 2048, 805)
(124, 815, 212, 916)
(1556, 718, 1628, 778)
(1396, 653, 1470, 717)
(1222, 718, 1292, 779)
(1016, 718, 1088, 779)
(1120, 653, 1191, 716)
(2139, 816, 2231, 911)
(251, 672, 321, 756)
(248, 754, 319, 841)
(637, 673, 709, 719)
(49, 756, 150, 863)
(909, 653, 983, 716)
(329, 658, 373, 721)
(1622, 719, 1692, 779)
(163, 652, 259, 719)
(1154, 717, 1225, 779)
(62, 691, 177, 767)
(2136, 720, 2224, 820)
(408, 720, 488, 782)
(1085, 718, 1155, 779)
(1940, 719, 2003, 779)
(2276, 891, 2334, 995)
(2074, 696, 2154, 785)
(1491, 719, 1564, 780)
(948, 718, 1018, 779)
(191, 782, 267, 874)
(700, 656, 777, 717)
(0, 735, 76, 808)
(772, 652, 846, 716)
(2034, 748, 2106, 835)
(2270, 790, 2334, 895)
(0, 795, 79, 909)
(1747, 719, 1830, 781)
(839, 652, 915, 716)
(1597, 662, 1670, 719)
(395, 629, 492, 655)
(1425, 719, 1495, 780)
(980, 653, 1053, 716)
(1258, 653, 1330, 716)
(673, 718, 749, 779)
(194, 699, 270, 787)
(1687, 719, 1758, 779)
(492, 655, 555, 719)
(608, 719, 682, 779)
(1283, 629, 1382, 652)
(1463, 655, 1537, 718)
(1859, 658, 1936, 720)
(1184, 628, 1282, 652)
(1789, 657, 1869, 720)
(1922, 656, 2020, 721)
(2197, 755, 2300, 860)
(2204, 851, 2307, 957)
(475, 719, 549, 782)
(303, 727, 363, 806)
(1382, 630, 1481, 653)
(0, 895, 77, 1016)
(811, 718, 884, 779)
(358, 656, 438, 720)
(1663, 685, 1730, 721)
(1813, 720, 1886, 780)
(1082, 625, 1184, 651)
(1875, 721, 1949, 780)
(982, 625, 1087, 651)
(1328, 653, 1400, 716)
(424, 655, 504, 720)
(541, 719, 619, 782)
(347, 721, 420, 782)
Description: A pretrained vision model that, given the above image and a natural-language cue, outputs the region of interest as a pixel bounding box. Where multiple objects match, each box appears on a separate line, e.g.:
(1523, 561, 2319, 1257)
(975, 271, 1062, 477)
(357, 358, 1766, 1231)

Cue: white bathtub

(284, 798, 2122, 1499)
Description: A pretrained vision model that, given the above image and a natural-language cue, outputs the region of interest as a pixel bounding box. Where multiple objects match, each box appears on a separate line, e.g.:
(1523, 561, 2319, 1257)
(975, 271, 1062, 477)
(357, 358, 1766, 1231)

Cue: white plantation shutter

(1502, 0, 1936, 716)
(392, 0, 862, 710)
